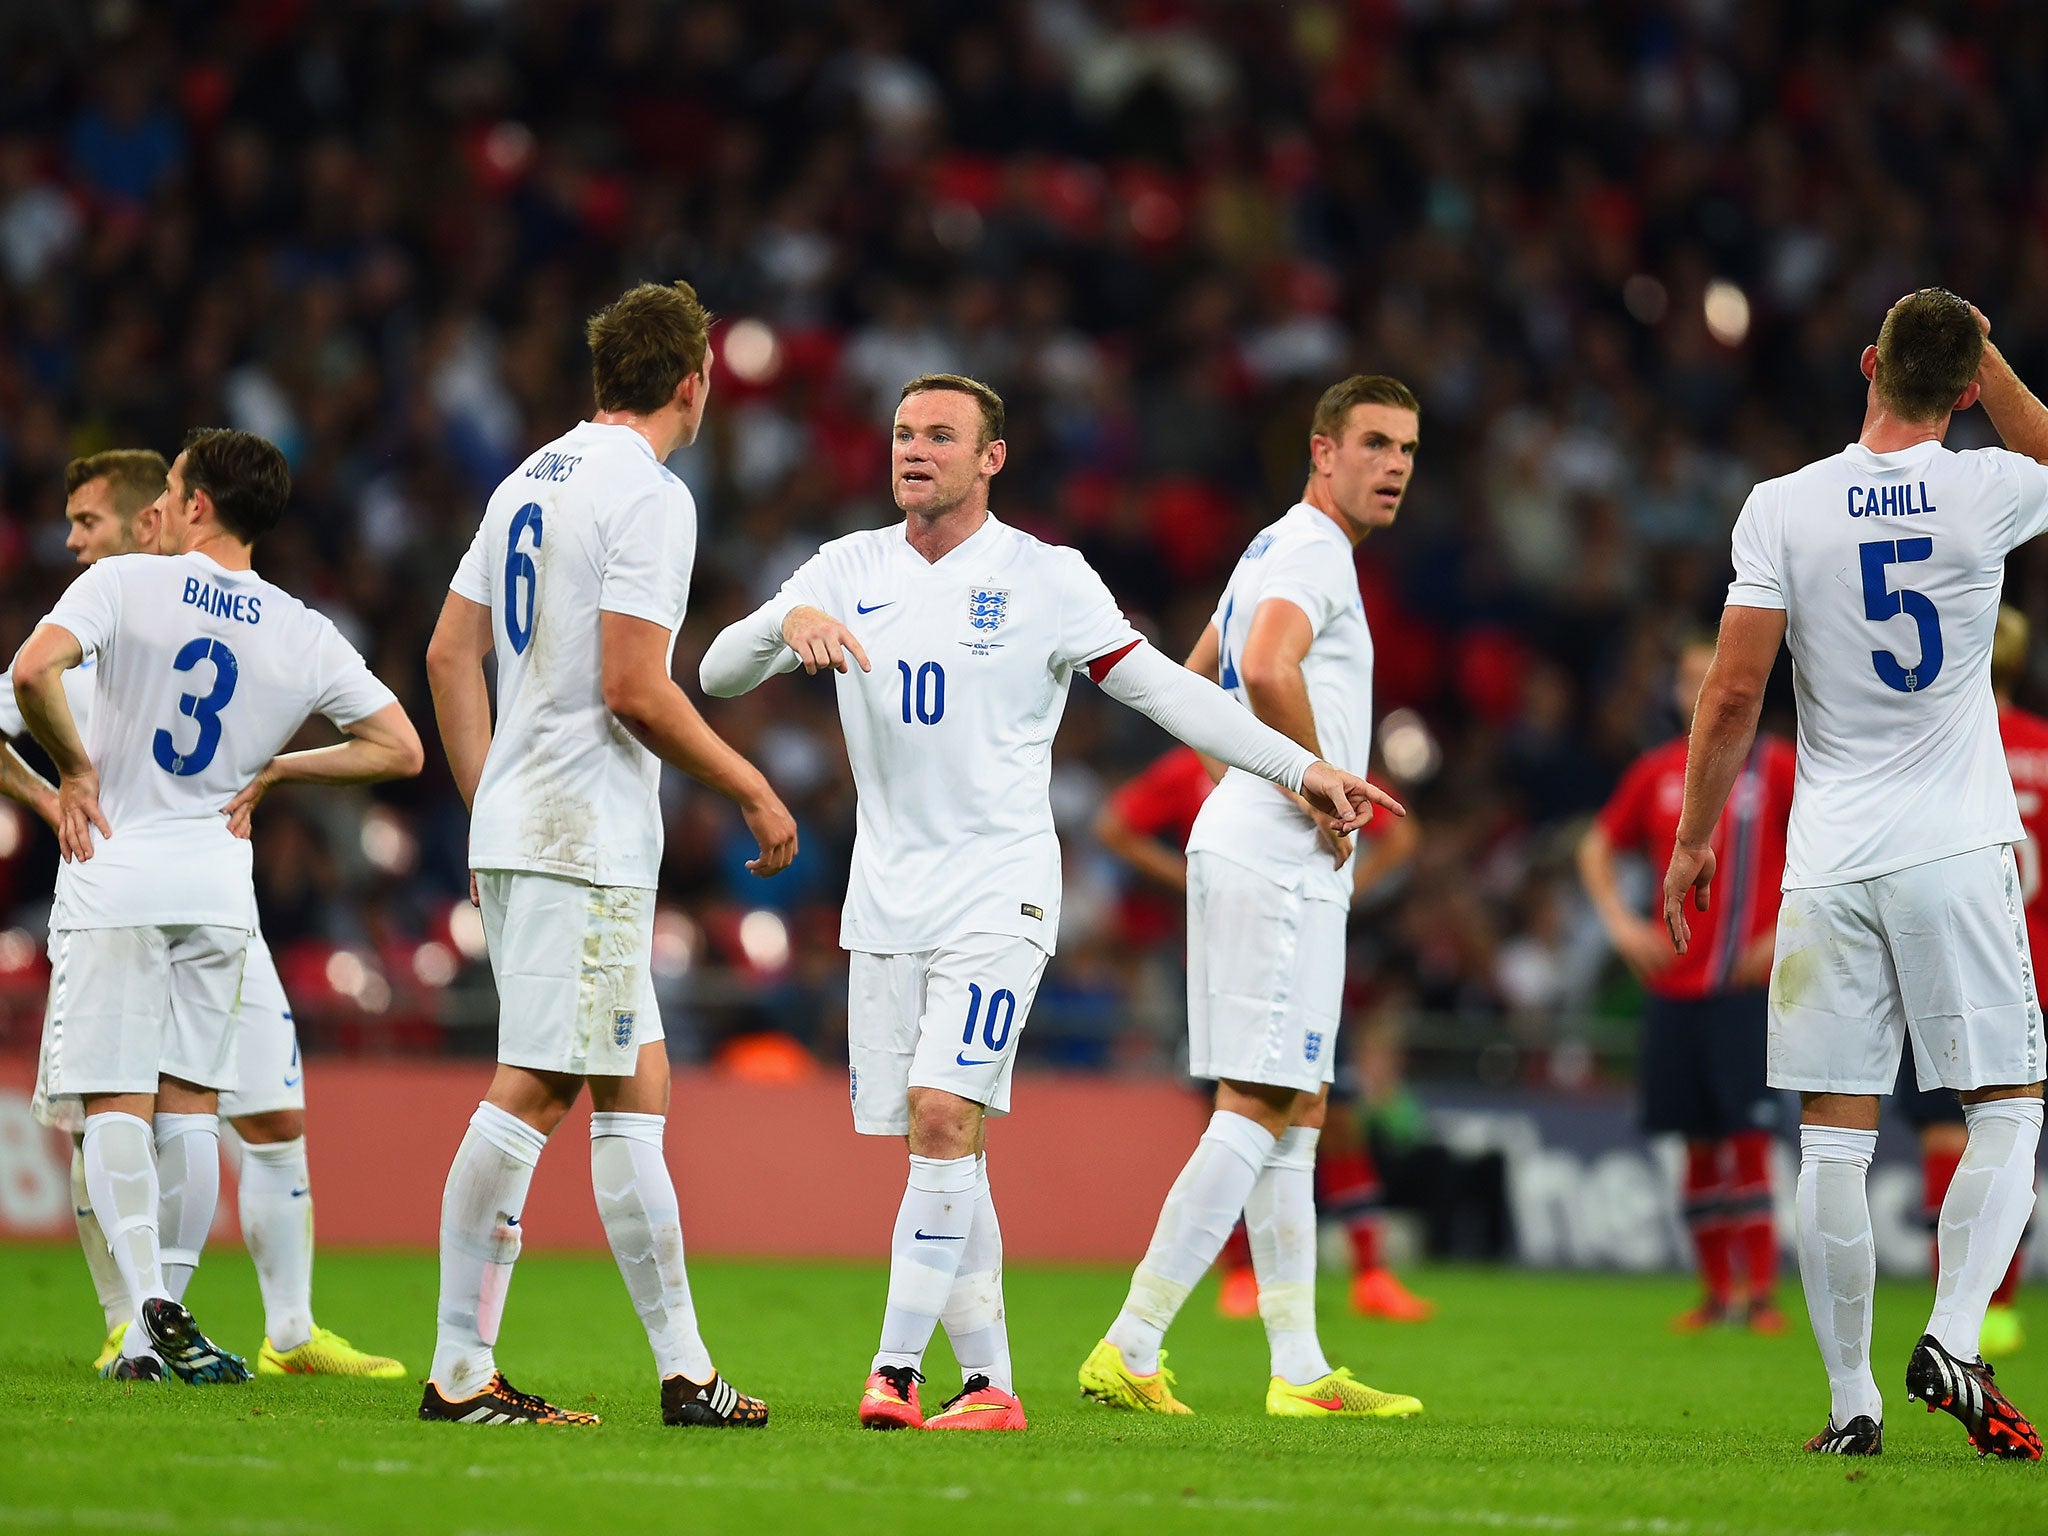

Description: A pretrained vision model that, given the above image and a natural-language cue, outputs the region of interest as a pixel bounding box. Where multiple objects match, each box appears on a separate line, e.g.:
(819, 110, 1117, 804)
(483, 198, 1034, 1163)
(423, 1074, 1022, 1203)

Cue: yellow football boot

(1266, 1366, 1423, 1419)
(258, 1326, 406, 1379)
(1078, 1340, 1193, 1415)
(92, 1323, 128, 1375)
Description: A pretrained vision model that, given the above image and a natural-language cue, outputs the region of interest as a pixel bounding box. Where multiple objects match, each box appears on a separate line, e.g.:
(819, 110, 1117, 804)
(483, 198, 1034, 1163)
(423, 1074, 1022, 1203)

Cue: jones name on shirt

(1846, 482, 1937, 518)
(182, 576, 262, 624)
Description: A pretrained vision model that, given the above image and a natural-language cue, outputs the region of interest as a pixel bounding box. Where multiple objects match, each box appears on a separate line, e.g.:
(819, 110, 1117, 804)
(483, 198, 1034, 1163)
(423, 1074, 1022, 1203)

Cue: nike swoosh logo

(855, 600, 894, 614)
(914, 1230, 965, 1241)
(956, 1053, 996, 1067)
(288, 1188, 309, 1199)
(282, 1075, 301, 1088)
(1305, 1394, 1345, 1411)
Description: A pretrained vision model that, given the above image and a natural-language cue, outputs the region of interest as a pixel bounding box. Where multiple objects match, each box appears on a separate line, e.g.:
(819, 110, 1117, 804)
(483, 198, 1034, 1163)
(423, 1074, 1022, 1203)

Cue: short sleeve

(1258, 538, 1352, 635)
(1054, 551, 1142, 674)
(1724, 489, 1784, 611)
(598, 482, 695, 629)
(2003, 451, 2048, 552)
(310, 618, 399, 729)
(1596, 755, 1654, 850)
(42, 558, 124, 658)
(449, 518, 491, 605)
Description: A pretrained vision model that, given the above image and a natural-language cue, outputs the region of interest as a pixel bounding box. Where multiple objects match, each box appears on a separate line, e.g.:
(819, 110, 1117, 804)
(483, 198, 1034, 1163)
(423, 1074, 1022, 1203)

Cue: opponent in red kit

(1578, 635, 1795, 1334)
(1894, 605, 2043, 1358)
(1096, 745, 1430, 1321)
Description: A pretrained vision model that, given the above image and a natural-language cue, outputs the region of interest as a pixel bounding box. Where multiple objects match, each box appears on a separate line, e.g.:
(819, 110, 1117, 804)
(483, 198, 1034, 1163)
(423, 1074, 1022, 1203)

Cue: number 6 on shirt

(504, 501, 543, 654)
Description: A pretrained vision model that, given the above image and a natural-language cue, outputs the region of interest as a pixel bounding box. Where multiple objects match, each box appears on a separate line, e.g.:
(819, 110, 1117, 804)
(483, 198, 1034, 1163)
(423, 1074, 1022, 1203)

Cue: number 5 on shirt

(1860, 537, 1943, 693)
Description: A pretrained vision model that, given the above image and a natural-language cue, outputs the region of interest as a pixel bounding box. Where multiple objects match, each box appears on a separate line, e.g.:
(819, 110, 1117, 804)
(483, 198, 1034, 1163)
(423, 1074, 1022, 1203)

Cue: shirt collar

(574, 420, 659, 461)
(1842, 439, 1943, 470)
(903, 511, 1002, 568)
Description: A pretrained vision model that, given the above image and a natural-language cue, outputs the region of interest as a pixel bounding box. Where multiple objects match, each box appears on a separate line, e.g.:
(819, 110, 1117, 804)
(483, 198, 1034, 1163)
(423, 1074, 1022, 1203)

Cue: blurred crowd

(4, 0, 2048, 1083)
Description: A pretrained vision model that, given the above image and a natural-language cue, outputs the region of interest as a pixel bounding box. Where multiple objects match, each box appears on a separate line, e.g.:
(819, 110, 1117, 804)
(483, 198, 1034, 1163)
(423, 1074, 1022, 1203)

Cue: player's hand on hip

(1617, 918, 1677, 982)
(1661, 841, 1716, 955)
(56, 768, 110, 863)
(1300, 762, 1403, 833)
(781, 605, 872, 676)
(221, 764, 277, 840)
(742, 791, 798, 876)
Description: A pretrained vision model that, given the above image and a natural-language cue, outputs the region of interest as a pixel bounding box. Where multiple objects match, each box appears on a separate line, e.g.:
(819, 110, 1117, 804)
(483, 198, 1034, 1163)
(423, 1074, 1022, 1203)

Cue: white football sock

(71, 1140, 131, 1334)
(940, 1153, 1011, 1392)
(83, 1113, 170, 1358)
(238, 1136, 316, 1352)
(874, 1153, 979, 1375)
(1928, 1098, 2044, 1360)
(591, 1112, 715, 1383)
(1106, 1111, 1276, 1376)
(1248, 1127, 1331, 1385)
(431, 1101, 545, 1397)
(1796, 1125, 1882, 1426)
(154, 1112, 220, 1302)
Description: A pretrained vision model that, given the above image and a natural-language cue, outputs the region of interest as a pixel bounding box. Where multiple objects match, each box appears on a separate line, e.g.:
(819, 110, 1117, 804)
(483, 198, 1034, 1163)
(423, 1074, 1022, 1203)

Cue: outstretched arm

(1094, 642, 1399, 832)
(1663, 606, 1785, 952)
(700, 599, 871, 697)
(606, 611, 798, 875)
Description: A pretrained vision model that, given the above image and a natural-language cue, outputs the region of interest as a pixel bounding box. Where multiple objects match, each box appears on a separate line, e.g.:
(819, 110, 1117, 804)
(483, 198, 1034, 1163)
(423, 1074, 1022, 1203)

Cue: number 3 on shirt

(1859, 538, 1943, 692)
(153, 637, 239, 776)
(505, 502, 543, 655)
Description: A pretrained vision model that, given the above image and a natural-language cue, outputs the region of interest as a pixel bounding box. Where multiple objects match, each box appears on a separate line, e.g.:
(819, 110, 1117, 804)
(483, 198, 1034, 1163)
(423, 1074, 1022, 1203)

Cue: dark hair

(65, 449, 168, 519)
(1874, 289, 1984, 424)
(179, 428, 291, 544)
(898, 373, 1005, 448)
(586, 280, 714, 413)
(1311, 375, 1421, 441)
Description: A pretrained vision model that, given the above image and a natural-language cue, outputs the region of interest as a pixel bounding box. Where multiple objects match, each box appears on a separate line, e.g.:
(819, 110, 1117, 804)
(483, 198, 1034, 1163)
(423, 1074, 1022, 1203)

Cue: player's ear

(1954, 379, 1983, 413)
(983, 438, 1006, 477)
(1308, 432, 1334, 473)
(1860, 344, 1879, 382)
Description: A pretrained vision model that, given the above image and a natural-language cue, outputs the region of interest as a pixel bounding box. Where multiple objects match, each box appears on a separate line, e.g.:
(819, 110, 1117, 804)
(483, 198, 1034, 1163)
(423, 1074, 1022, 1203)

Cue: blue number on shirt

(152, 637, 239, 776)
(505, 501, 544, 655)
(1859, 538, 1943, 692)
(896, 659, 945, 724)
(1216, 596, 1240, 691)
(961, 984, 1017, 1052)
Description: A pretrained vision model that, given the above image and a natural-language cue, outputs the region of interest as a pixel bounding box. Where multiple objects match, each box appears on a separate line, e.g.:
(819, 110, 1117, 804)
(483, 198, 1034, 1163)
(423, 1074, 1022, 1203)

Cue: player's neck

(591, 409, 683, 463)
(901, 502, 988, 565)
(1300, 480, 1367, 547)
(1857, 403, 1949, 455)
(182, 526, 253, 571)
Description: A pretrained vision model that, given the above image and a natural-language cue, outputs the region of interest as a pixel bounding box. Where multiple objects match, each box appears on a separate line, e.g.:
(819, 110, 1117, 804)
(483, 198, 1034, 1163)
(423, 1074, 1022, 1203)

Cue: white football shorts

(1187, 850, 1347, 1093)
(477, 870, 662, 1077)
(1768, 843, 2046, 1095)
(37, 924, 250, 1102)
(36, 927, 302, 1131)
(846, 931, 1050, 1136)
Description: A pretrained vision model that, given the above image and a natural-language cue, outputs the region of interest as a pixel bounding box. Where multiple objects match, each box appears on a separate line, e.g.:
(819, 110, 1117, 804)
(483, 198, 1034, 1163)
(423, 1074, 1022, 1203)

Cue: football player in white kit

(1666, 290, 2048, 1459)
(12, 429, 424, 1385)
(701, 373, 1395, 1431)
(1, 450, 407, 1381)
(421, 281, 794, 1428)
(1080, 375, 1426, 1420)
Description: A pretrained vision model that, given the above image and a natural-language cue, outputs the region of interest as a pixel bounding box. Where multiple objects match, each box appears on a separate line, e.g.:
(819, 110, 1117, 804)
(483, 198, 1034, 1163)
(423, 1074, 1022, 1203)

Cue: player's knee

(1215, 1079, 1296, 1135)
(232, 1108, 304, 1144)
(905, 1088, 979, 1159)
(1959, 1081, 2047, 1105)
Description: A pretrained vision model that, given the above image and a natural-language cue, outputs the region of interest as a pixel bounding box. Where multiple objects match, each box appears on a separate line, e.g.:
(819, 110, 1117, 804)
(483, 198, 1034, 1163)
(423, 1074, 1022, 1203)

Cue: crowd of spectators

(4, 0, 2048, 1085)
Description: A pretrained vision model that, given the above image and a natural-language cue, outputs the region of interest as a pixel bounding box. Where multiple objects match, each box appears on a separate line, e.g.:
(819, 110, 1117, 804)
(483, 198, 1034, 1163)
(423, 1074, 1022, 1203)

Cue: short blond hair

(1994, 604, 2031, 692)
(899, 373, 1005, 449)
(65, 449, 168, 519)
(586, 281, 714, 414)
(1311, 375, 1419, 442)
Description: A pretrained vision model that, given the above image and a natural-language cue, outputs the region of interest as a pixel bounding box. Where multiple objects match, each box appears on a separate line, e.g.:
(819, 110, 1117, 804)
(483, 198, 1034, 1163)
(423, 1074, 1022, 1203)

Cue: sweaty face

(1675, 645, 1715, 724)
(64, 477, 137, 565)
(892, 391, 997, 517)
(1318, 404, 1419, 533)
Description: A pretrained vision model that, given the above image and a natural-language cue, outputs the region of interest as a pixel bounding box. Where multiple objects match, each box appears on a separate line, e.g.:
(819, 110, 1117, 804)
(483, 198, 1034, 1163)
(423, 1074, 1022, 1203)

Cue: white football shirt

(0, 655, 96, 740)
(452, 421, 697, 889)
(1185, 503, 1373, 904)
(35, 551, 395, 930)
(1728, 439, 2048, 887)
(758, 514, 1141, 955)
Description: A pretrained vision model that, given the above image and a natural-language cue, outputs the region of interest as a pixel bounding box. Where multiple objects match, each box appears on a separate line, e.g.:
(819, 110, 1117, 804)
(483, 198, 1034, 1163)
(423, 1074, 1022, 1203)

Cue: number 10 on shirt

(897, 659, 945, 724)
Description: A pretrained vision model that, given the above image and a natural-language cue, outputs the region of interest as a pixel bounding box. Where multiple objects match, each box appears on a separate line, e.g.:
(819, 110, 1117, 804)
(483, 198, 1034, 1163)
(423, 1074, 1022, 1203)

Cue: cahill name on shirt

(1846, 482, 1937, 517)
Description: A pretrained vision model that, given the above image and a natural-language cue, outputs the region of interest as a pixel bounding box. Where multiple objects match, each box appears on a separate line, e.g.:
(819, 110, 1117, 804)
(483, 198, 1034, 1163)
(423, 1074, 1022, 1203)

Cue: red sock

(1729, 1131, 1779, 1303)
(1684, 1140, 1735, 1307)
(1924, 1145, 1965, 1221)
(1220, 1220, 1252, 1274)
(1319, 1145, 1383, 1273)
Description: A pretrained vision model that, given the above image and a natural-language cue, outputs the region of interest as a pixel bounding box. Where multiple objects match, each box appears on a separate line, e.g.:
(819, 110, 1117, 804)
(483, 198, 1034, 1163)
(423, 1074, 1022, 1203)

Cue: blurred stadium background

(3, 0, 2048, 1272)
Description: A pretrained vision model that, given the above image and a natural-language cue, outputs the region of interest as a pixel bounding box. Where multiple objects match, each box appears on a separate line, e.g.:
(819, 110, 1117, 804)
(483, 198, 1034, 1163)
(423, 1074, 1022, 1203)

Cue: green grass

(0, 1245, 2041, 1534)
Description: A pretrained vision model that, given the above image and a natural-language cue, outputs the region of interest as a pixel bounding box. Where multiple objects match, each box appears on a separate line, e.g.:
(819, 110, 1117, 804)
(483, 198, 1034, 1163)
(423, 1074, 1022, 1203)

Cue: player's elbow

(392, 723, 427, 780)
(697, 650, 742, 698)
(601, 667, 656, 729)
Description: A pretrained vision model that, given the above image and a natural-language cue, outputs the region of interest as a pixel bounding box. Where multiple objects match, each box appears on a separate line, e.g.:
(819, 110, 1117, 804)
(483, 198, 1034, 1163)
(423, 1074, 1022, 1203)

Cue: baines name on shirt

(1846, 482, 1937, 518)
(181, 576, 261, 624)
(526, 450, 583, 483)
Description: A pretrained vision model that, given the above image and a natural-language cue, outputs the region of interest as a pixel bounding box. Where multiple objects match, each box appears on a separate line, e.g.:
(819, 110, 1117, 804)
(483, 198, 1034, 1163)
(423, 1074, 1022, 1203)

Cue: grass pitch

(0, 1245, 2039, 1535)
